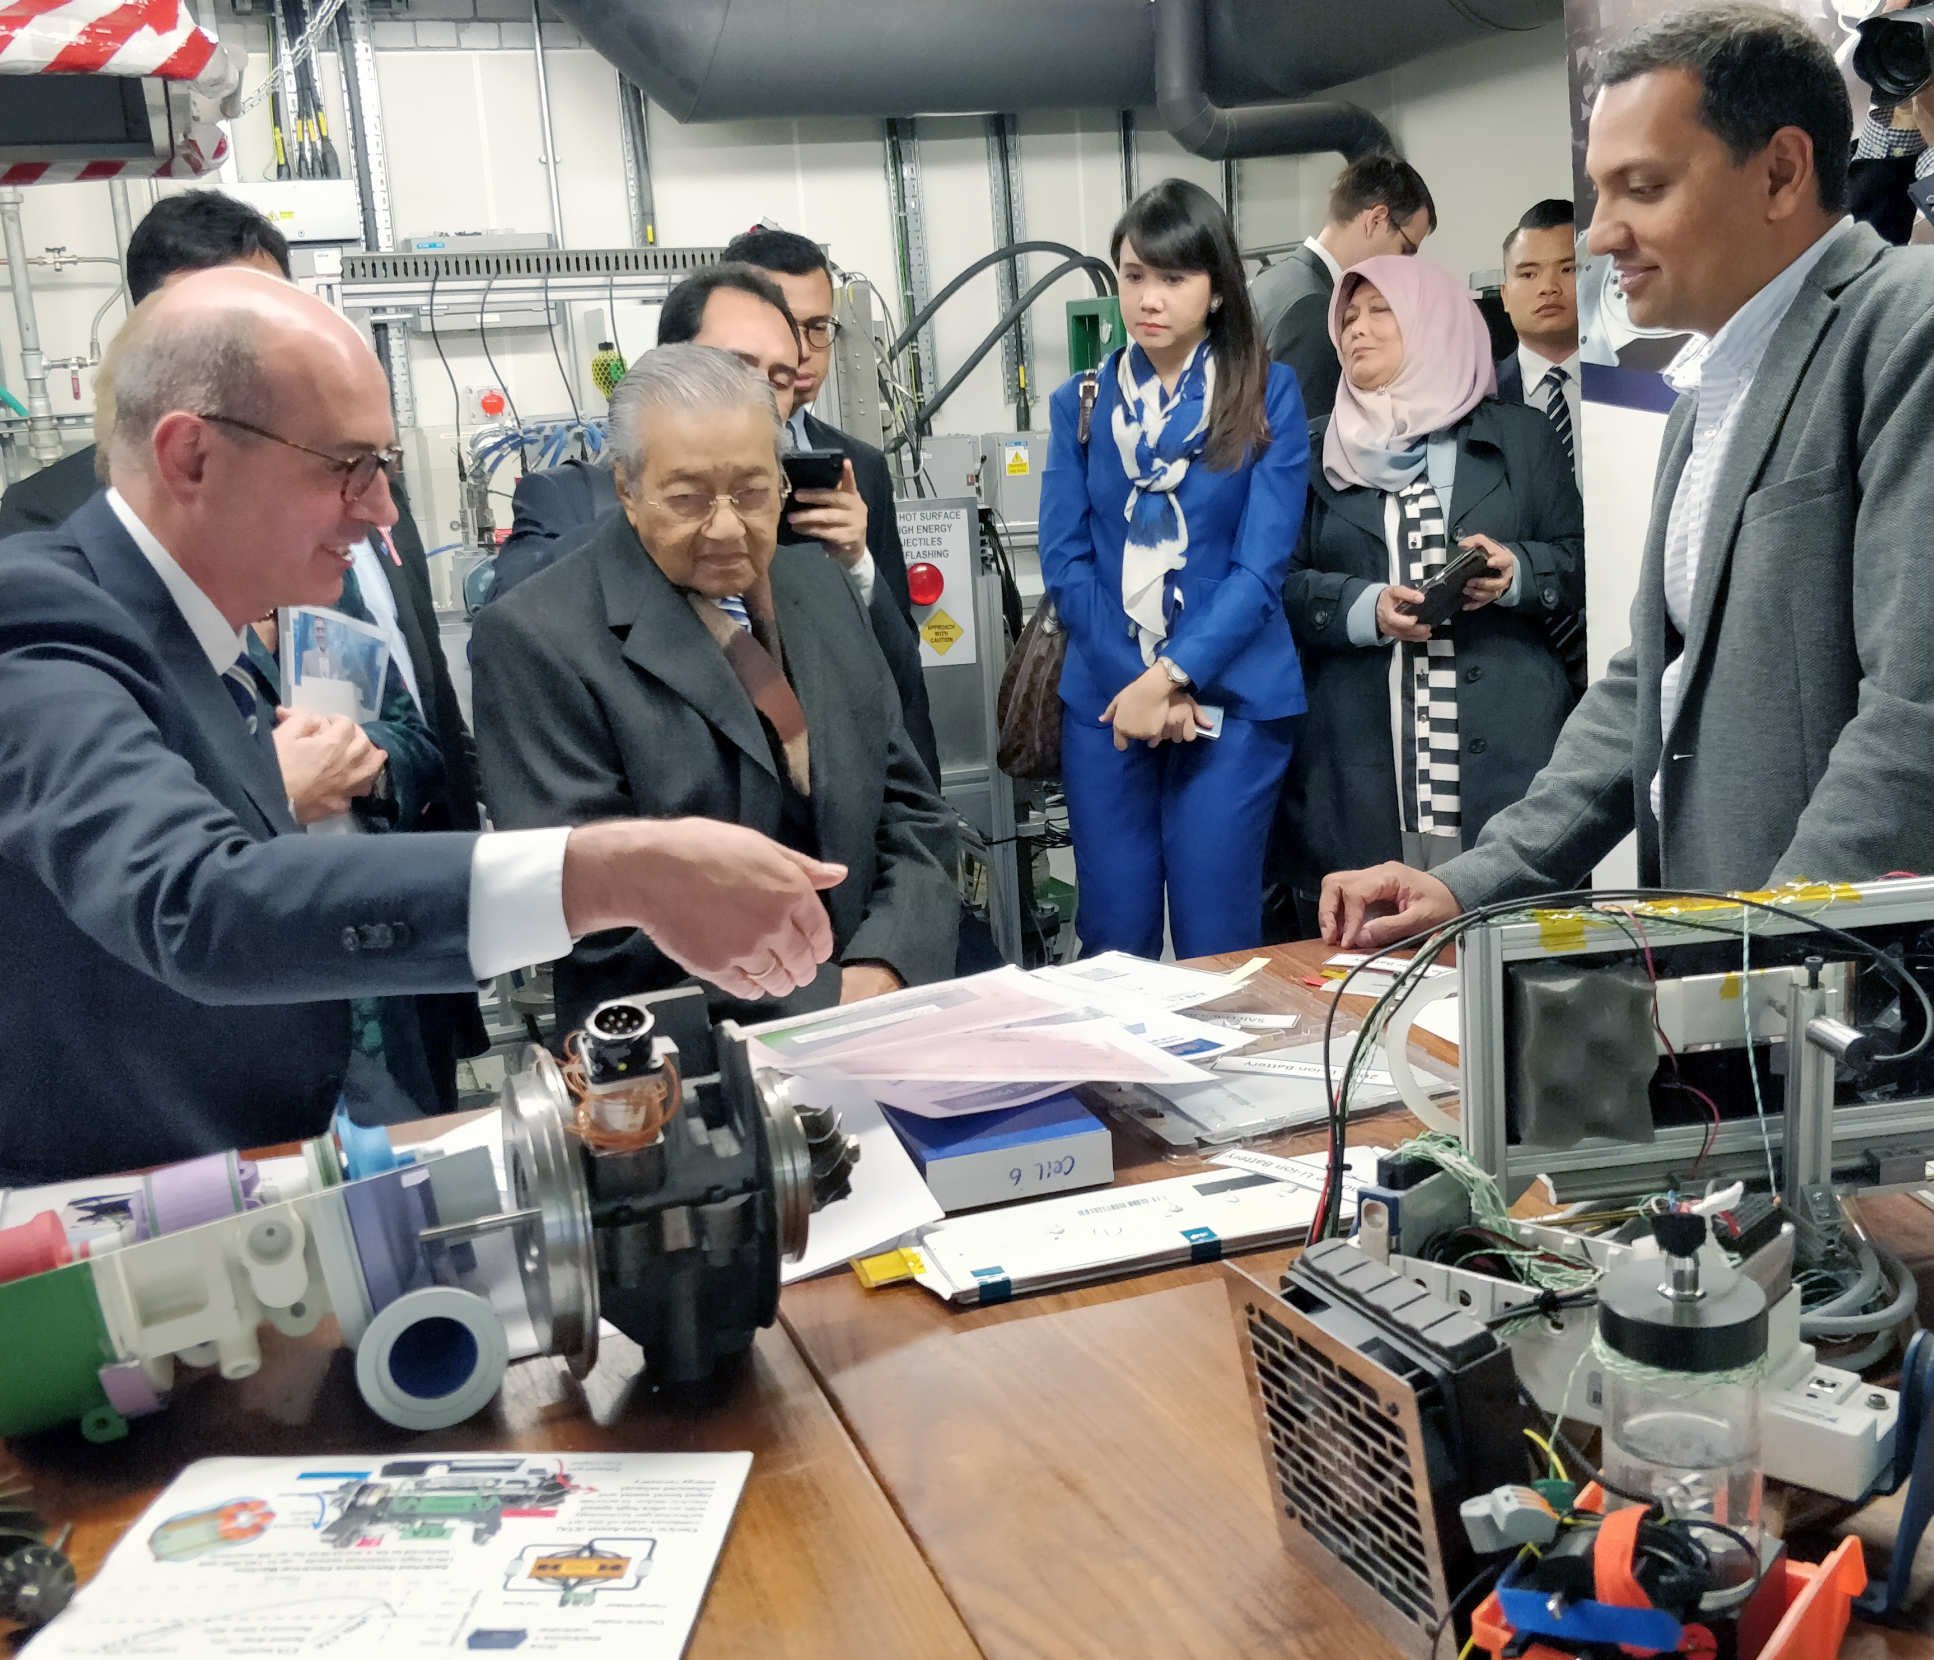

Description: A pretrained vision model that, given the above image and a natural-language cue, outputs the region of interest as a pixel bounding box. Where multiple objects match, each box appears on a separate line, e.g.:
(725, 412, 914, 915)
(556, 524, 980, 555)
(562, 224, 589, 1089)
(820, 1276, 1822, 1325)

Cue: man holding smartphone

(722, 228, 917, 622)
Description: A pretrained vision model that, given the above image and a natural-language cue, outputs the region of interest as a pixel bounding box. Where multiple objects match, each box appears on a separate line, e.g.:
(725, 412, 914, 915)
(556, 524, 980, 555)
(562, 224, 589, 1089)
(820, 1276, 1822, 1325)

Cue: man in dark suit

(1248, 154, 1436, 424)
(721, 227, 915, 620)
(1323, 6, 1934, 948)
(0, 187, 489, 1115)
(1495, 199, 1581, 475)
(472, 345, 957, 1036)
(490, 264, 941, 787)
(0, 271, 850, 1182)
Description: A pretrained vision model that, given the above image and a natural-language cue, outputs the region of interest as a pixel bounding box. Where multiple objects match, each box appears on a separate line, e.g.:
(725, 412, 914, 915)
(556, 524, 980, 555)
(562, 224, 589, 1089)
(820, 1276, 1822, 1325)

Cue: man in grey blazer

(1323, 4, 1934, 948)
(1249, 153, 1436, 424)
(0, 273, 849, 1181)
(472, 345, 957, 1036)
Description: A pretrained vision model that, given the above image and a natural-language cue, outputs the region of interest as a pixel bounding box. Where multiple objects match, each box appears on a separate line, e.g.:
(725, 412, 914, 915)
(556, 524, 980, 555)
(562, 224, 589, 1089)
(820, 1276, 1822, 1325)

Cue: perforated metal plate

(1223, 1263, 1453, 1660)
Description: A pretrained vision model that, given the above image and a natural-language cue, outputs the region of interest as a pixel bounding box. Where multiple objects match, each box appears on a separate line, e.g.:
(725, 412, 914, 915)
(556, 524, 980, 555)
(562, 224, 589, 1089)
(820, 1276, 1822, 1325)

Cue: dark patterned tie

(1538, 365, 1575, 468)
(223, 649, 270, 737)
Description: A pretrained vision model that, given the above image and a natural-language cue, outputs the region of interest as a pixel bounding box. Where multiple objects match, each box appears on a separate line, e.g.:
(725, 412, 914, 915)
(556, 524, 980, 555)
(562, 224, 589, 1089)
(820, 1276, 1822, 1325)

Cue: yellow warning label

(1004, 442, 1031, 476)
(922, 608, 964, 655)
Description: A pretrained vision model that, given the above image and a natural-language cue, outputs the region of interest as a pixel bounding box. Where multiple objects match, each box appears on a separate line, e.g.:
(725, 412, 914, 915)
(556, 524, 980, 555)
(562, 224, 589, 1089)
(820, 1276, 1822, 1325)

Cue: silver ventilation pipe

(542, 0, 1560, 159)
(1155, 0, 1391, 161)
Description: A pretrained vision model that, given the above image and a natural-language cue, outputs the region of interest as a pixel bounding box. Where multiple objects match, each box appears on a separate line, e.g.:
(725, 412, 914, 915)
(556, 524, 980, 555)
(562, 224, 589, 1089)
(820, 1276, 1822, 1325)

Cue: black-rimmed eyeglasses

(201, 413, 403, 505)
(799, 317, 843, 350)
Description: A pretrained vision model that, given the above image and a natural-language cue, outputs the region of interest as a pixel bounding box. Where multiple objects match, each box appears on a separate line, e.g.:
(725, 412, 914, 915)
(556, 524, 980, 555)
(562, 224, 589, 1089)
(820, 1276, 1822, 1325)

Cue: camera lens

(1855, 16, 1934, 103)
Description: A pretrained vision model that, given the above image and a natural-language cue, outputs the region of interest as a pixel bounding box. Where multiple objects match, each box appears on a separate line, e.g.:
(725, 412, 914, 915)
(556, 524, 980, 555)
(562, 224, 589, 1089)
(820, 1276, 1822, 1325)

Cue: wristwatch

(1156, 656, 1191, 688)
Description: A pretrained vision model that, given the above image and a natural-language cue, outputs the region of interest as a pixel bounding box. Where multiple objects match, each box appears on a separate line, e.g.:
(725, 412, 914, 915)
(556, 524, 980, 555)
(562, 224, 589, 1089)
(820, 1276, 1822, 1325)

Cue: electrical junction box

(400, 231, 556, 334)
(978, 430, 1047, 531)
(916, 434, 980, 501)
(226, 180, 363, 245)
(884, 1093, 1112, 1213)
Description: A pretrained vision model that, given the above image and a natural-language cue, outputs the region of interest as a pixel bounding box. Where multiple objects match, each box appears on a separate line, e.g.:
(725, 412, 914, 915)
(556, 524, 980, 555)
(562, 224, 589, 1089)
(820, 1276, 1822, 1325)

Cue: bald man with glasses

(0, 273, 851, 1183)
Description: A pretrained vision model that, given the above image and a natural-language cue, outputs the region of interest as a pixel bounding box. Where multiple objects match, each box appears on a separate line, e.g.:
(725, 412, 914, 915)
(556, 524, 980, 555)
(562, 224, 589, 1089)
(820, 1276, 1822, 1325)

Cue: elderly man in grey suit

(472, 345, 957, 1036)
(1249, 153, 1436, 424)
(1323, 3, 1934, 949)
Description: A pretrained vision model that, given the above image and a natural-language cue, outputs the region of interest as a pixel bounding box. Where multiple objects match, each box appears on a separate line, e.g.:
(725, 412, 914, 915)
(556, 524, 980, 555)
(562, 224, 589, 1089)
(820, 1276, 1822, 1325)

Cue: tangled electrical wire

(1307, 884, 1934, 1248)
(1429, 1398, 1766, 1659)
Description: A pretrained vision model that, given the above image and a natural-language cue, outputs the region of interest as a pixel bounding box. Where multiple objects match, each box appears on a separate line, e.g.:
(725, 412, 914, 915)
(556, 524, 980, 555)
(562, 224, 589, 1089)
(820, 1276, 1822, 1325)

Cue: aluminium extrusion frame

(1455, 877, 1934, 1203)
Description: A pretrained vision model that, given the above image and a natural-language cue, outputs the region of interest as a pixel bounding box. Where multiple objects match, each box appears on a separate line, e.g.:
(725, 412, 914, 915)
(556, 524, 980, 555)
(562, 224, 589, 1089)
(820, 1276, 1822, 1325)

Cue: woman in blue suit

(1040, 178, 1308, 959)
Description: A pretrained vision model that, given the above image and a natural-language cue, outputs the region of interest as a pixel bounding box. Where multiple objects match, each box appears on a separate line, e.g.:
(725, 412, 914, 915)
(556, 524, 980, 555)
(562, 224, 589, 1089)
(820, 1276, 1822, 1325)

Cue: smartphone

(1397, 546, 1497, 628)
(782, 447, 846, 493)
(1194, 703, 1225, 740)
(778, 448, 847, 545)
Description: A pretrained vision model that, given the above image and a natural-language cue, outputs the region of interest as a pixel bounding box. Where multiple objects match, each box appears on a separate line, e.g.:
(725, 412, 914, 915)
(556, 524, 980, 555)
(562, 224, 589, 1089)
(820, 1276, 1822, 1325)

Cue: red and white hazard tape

(0, 1, 245, 184)
(0, 0, 218, 83)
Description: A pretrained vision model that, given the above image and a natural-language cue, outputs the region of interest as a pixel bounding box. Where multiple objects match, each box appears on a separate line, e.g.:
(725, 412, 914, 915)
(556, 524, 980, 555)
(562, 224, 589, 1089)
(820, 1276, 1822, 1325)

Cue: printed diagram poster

(25, 1451, 751, 1658)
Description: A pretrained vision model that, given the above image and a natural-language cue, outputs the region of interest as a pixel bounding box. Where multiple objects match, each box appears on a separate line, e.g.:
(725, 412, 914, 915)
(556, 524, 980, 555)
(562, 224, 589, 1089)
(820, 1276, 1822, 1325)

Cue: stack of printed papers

(743, 956, 1264, 1119)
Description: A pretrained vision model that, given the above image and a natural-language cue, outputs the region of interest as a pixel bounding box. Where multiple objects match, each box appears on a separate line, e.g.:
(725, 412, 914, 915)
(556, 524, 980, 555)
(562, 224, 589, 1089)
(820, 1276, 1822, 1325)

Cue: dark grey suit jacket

(0, 445, 98, 538)
(471, 514, 958, 1034)
(484, 446, 942, 786)
(0, 496, 480, 1181)
(1440, 222, 1934, 903)
(1250, 243, 1341, 422)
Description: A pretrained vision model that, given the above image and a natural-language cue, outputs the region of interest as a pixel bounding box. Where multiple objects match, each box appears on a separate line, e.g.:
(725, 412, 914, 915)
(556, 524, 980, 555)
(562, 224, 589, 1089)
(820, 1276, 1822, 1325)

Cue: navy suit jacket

(0, 445, 98, 538)
(485, 446, 943, 786)
(0, 496, 481, 1181)
(0, 452, 488, 1114)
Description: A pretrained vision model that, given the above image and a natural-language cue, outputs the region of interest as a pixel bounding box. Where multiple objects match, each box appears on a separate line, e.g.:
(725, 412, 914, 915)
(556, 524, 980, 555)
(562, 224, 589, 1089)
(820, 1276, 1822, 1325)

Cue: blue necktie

(713, 593, 753, 632)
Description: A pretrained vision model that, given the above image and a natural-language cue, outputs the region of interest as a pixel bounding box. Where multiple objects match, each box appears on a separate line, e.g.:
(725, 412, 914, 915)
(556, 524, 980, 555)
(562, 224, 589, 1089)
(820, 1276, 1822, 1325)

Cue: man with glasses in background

(470, 344, 957, 1034)
(1248, 153, 1437, 424)
(722, 227, 917, 620)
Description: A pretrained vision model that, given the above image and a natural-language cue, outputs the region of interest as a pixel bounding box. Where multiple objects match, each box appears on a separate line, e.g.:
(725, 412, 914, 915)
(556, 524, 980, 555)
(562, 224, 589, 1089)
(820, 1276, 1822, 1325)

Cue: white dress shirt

(1515, 344, 1581, 480)
(786, 403, 877, 608)
(1649, 219, 1853, 821)
(105, 489, 571, 980)
(350, 535, 421, 713)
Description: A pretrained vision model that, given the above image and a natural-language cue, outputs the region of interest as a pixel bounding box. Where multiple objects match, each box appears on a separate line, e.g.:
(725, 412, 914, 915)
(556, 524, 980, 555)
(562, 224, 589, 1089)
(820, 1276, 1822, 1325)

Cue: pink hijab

(1321, 254, 1496, 493)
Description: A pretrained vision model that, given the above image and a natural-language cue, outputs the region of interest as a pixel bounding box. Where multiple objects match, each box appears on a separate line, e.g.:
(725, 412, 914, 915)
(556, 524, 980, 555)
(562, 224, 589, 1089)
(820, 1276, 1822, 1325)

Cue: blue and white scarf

(1109, 340, 1216, 665)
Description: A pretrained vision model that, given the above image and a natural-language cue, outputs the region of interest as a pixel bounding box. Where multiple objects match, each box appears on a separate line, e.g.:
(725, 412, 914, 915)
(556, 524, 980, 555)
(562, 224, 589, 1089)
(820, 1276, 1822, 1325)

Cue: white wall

(1, 8, 1576, 546)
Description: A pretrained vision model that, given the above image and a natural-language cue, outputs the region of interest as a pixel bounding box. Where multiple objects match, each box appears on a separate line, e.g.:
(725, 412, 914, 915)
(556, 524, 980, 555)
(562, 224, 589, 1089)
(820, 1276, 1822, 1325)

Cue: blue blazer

(0, 496, 481, 1181)
(1038, 355, 1309, 723)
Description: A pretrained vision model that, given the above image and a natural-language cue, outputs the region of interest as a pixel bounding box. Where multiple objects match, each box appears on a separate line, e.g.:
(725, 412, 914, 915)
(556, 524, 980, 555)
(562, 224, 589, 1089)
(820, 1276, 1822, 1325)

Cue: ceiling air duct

(544, 0, 1560, 161)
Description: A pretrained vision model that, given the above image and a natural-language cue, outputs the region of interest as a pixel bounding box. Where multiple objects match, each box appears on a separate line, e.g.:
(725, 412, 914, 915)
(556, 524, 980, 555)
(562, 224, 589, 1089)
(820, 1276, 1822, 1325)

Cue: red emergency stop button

(480, 389, 507, 418)
(908, 562, 944, 607)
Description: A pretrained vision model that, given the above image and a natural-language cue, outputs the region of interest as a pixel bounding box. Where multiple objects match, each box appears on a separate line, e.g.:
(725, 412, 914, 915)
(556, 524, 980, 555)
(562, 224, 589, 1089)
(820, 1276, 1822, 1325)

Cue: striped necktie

(222, 656, 263, 735)
(712, 593, 753, 632)
(1537, 365, 1575, 468)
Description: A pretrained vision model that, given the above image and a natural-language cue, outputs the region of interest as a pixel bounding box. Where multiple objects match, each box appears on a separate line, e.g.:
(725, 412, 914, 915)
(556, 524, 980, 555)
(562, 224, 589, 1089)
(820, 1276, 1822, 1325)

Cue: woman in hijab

(1039, 178, 1309, 958)
(1277, 254, 1584, 935)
